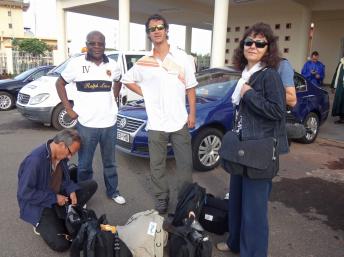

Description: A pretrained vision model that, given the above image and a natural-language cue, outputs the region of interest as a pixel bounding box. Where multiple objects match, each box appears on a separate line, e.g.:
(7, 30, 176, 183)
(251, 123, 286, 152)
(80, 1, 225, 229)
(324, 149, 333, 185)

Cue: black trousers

(36, 180, 97, 252)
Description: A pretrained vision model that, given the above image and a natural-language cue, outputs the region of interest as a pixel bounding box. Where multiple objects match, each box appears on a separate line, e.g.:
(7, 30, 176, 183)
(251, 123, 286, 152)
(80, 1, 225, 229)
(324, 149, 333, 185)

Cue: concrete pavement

(317, 87, 344, 142)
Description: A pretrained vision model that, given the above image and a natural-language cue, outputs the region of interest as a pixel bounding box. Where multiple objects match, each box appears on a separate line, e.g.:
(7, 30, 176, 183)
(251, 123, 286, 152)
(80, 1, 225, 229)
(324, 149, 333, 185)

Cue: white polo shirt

(121, 47, 198, 132)
(61, 54, 121, 128)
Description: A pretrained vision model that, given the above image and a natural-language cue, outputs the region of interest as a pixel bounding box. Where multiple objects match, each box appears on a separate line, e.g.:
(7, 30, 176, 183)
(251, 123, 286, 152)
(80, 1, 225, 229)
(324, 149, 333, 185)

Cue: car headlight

(29, 93, 50, 105)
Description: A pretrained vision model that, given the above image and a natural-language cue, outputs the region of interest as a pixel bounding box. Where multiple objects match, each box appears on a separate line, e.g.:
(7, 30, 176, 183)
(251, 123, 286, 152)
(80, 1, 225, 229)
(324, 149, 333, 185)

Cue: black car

(0, 65, 54, 111)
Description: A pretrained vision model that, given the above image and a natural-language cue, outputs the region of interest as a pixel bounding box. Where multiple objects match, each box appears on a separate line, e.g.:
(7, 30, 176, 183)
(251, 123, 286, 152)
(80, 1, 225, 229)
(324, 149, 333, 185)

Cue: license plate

(117, 131, 129, 142)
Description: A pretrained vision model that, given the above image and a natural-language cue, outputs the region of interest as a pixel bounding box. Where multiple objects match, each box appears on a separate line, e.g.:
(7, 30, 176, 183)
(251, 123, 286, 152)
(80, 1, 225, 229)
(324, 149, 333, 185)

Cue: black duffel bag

(199, 194, 228, 235)
(67, 206, 132, 257)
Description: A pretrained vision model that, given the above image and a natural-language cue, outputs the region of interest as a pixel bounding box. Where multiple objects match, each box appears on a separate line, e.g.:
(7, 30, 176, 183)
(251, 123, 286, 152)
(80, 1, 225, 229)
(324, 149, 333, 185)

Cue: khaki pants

(148, 124, 193, 201)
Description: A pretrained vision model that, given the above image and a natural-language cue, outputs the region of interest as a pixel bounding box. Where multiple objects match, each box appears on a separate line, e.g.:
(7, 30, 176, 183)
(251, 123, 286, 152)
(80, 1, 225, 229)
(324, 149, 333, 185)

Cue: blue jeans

(76, 123, 119, 198)
(227, 174, 272, 257)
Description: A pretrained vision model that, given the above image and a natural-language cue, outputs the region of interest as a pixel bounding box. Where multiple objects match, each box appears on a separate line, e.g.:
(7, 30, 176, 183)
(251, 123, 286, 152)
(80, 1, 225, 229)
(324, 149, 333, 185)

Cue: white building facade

(55, 0, 344, 84)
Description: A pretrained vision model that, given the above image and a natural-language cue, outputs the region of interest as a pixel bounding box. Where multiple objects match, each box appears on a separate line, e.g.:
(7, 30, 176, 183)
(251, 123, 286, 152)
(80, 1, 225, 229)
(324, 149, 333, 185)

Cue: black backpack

(172, 183, 207, 226)
(165, 217, 212, 257)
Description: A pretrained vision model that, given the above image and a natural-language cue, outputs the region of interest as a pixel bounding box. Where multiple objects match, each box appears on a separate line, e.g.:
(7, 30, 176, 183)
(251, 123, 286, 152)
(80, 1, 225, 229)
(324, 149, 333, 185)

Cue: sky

(23, 0, 212, 55)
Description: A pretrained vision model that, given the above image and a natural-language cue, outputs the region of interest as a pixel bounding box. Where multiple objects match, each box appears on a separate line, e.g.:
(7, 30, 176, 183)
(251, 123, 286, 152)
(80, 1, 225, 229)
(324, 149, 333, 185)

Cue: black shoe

(334, 119, 344, 124)
(155, 199, 168, 214)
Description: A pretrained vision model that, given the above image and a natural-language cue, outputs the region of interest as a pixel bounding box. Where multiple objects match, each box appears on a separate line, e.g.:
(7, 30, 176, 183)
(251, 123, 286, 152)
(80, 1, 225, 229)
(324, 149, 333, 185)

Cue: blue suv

(116, 67, 329, 171)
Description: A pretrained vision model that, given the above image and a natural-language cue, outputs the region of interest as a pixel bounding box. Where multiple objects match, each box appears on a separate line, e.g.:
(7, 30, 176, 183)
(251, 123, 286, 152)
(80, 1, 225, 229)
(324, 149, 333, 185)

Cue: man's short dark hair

(311, 51, 319, 56)
(53, 129, 81, 147)
(145, 14, 169, 34)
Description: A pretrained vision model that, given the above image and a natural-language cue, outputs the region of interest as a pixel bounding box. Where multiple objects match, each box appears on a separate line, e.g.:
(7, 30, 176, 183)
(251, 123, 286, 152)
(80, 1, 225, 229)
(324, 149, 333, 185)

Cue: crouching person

(17, 129, 97, 252)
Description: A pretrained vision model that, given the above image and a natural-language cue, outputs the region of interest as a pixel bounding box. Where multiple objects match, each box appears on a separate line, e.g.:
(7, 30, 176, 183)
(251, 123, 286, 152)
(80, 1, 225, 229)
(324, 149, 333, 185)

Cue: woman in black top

(217, 23, 287, 257)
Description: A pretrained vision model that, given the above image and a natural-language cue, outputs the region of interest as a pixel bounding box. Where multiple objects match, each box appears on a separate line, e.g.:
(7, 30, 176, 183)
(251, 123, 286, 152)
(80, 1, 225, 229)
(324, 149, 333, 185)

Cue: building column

(119, 0, 130, 51)
(55, 0, 68, 65)
(293, 6, 311, 72)
(210, 0, 229, 68)
(145, 36, 152, 51)
(185, 26, 192, 54)
(5, 48, 13, 74)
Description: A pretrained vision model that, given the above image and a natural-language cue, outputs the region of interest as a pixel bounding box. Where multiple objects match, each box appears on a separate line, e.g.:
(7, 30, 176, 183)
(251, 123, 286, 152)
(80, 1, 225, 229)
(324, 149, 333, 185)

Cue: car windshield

(14, 67, 38, 80)
(125, 55, 144, 70)
(47, 53, 83, 76)
(196, 71, 239, 98)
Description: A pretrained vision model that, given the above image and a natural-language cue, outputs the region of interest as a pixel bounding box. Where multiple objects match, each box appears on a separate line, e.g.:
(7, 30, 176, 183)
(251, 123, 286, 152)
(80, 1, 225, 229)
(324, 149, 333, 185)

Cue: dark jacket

(17, 140, 79, 226)
(241, 68, 288, 154)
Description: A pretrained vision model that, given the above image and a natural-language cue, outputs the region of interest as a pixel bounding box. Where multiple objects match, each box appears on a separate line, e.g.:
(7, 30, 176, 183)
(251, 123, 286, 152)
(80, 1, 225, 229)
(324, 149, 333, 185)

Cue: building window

(275, 24, 280, 30)
(8, 11, 11, 16)
(235, 38, 239, 43)
(226, 38, 230, 43)
(8, 23, 12, 29)
(225, 59, 228, 64)
(226, 49, 229, 53)
(245, 26, 249, 30)
(276, 36, 279, 41)
(284, 48, 289, 53)
(235, 26, 240, 32)
(286, 23, 292, 29)
(285, 36, 290, 41)
(227, 27, 231, 32)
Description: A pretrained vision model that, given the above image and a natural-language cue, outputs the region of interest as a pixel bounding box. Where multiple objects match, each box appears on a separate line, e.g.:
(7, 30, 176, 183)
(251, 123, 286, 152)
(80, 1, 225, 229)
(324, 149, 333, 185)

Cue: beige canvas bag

(117, 210, 167, 257)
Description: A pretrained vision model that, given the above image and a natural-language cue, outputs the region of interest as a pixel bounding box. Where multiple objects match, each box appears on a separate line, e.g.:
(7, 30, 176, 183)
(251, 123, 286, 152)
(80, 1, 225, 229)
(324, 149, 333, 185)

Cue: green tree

(16, 38, 50, 56)
(11, 38, 19, 49)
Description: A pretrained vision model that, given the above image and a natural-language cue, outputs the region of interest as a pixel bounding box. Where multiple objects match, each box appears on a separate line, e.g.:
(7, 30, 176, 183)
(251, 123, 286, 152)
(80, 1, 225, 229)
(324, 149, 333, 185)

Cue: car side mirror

(296, 84, 307, 92)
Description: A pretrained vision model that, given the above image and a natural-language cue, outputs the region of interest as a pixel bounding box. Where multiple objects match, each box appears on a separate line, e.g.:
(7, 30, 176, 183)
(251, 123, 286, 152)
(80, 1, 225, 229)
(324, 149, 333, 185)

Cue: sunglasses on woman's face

(244, 38, 268, 48)
(147, 24, 165, 33)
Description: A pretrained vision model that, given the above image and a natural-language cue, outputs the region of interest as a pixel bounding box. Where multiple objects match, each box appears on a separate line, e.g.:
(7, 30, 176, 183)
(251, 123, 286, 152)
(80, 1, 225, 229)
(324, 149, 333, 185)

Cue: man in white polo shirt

(121, 14, 197, 214)
(56, 31, 125, 205)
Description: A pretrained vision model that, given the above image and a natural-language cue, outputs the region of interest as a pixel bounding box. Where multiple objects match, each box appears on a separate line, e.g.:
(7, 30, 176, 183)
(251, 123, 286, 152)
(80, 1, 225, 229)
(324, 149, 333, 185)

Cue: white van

(16, 51, 146, 130)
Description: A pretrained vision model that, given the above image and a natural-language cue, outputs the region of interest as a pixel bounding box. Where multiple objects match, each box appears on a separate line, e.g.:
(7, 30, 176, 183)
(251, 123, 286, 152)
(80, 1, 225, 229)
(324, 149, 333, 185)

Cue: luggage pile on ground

(64, 182, 230, 257)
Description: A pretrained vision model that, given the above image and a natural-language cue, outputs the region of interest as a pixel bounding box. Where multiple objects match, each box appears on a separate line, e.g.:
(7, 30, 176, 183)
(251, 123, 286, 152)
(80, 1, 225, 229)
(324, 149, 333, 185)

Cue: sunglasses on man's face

(244, 38, 268, 48)
(86, 41, 105, 47)
(148, 24, 165, 33)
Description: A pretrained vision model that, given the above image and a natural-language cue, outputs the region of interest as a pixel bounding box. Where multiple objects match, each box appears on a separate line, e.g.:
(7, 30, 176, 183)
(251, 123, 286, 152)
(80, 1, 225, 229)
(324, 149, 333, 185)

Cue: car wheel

(298, 112, 319, 144)
(192, 128, 223, 172)
(0, 91, 14, 111)
(52, 104, 77, 130)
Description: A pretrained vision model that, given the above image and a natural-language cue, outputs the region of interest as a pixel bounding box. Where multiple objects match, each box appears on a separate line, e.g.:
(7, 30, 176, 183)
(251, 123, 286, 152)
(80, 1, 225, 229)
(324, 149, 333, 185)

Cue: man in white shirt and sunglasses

(121, 14, 197, 214)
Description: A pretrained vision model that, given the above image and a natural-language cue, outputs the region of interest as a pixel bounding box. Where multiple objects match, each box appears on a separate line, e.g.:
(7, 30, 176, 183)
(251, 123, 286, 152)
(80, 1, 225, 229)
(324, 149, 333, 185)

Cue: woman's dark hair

(145, 14, 169, 34)
(232, 22, 280, 71)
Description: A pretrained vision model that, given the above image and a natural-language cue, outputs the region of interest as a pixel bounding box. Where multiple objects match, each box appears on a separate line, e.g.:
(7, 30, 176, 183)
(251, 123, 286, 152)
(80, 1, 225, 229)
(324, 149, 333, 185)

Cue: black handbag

(219, 131, 279, 179)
